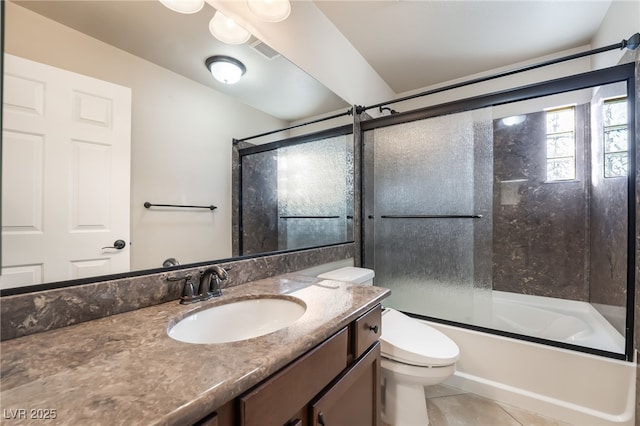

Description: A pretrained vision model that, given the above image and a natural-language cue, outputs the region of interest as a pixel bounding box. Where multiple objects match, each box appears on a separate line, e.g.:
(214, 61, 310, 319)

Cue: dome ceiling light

(209, 11, 252, 45)
(247, 0, 291, 22)
(158, 0, 204, 14)
(205, 55, 247, 85)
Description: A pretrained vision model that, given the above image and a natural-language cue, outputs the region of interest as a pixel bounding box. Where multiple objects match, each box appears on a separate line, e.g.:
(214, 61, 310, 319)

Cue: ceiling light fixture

(501, 115, 526, 126)
(158, 0, 204, 14)
(209, 11, 252, 45)
(205, 56, 247, 85)
(247, 0, 291, 22)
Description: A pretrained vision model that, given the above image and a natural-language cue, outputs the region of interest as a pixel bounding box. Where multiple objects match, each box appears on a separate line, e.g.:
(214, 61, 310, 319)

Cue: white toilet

(317, 267, 460, 426)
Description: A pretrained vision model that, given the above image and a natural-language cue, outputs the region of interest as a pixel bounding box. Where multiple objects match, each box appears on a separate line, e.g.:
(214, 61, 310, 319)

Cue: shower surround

(492, 106, 591, 302)
(359, 61, 637, 422)
(361, 66, 634, 360)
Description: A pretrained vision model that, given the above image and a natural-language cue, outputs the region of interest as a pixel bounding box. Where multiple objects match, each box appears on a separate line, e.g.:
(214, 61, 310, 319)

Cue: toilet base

(381, 377, 430, 426)
(380, 358, 456, 425)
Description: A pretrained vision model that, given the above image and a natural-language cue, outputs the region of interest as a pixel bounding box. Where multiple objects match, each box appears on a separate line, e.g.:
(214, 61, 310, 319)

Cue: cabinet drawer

(353, 305, 381, 359)
(193, 401, 235, 426)
(240, 327, 348, 426)
(193, 412, 218, 426)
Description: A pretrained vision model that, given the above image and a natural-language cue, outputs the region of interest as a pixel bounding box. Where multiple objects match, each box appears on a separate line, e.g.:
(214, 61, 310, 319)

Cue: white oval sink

(168, 297, 306, 344)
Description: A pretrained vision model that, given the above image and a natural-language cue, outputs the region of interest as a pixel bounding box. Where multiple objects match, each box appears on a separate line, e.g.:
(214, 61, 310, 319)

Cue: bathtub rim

(491, 289, 626, 354)
(405, 310, 629, 361)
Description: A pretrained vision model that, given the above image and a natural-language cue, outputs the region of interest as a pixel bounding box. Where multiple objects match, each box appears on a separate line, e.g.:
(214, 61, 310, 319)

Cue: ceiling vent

(250, 39, 281, 60)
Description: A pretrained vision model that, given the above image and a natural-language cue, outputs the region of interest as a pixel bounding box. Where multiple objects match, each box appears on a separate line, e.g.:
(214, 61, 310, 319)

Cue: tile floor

(385, 384, 575, 426)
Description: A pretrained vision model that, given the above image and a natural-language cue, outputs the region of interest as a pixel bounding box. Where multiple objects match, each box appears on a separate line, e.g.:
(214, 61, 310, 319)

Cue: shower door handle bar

(279, 215, 342, 219)
(379, 214, 483, 219)
(144, 202, 217, 211)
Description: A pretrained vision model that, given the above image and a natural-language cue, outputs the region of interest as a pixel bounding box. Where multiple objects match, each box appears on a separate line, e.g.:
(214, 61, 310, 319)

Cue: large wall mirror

(1, 0, 353, 294)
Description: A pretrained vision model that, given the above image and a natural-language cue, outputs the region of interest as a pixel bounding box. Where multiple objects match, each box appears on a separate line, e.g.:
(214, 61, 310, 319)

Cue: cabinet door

(310, 343, 380, 426)
(240, 328, 348, 426)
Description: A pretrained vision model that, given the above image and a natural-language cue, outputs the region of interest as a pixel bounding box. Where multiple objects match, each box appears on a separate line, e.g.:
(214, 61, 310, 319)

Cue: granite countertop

(0, 273, 389, 426)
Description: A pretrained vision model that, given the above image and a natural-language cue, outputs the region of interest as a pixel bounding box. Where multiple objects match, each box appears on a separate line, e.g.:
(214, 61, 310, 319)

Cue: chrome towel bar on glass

(144, 202, 217, 211)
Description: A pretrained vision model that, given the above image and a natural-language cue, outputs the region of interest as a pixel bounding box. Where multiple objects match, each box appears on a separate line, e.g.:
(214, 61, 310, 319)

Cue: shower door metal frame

(359, 63, 637, 361)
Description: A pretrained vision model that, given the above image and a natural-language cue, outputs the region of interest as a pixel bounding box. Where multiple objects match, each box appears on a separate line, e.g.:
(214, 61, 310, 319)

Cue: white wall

(591, 0, 640, 70)
(388, 45, 593, 115)
(4, 2, 287, 270)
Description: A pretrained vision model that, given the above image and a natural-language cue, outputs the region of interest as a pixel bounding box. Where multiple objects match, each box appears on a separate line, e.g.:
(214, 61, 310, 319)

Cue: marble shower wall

(492, 106, 591, 301)
(589, 84, 628, 308)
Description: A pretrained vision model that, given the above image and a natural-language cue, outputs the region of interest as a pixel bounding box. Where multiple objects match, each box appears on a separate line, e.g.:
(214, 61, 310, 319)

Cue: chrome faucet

(198, 266, 229, 300)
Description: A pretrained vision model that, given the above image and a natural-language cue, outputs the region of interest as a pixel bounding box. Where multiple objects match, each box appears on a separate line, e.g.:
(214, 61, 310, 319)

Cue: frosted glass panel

(373, 117, 474, 214)
(376, 219, 476, 322)
(367, 110, 493, 325)
(278, 135, 353, 250)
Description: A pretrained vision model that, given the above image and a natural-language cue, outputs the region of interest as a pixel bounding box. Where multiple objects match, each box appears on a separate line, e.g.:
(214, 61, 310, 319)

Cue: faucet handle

(178, 274, 199, 305)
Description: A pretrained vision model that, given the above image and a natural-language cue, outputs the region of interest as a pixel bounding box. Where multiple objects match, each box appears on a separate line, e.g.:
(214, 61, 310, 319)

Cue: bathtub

(490, 290, 626, 354)
(423, 293, 636, 426)
(307, 265, 636, 424)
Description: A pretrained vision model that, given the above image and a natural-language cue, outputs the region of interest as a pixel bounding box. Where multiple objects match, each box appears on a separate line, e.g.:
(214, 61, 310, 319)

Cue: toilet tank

(317, 267, 375, 286)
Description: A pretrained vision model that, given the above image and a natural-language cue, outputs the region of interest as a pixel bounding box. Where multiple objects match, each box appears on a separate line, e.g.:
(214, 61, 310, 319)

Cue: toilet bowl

(380, 307, 459, 425)
(317, 267, 460, 426)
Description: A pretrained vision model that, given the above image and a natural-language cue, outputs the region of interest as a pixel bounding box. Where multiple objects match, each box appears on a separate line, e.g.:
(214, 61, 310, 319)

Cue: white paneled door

(1, 54, 132, 289)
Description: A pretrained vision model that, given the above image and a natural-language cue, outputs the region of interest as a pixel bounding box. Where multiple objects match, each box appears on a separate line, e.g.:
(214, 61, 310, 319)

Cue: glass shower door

(363, 109, 493, 325)
(360, 65, 635, 360)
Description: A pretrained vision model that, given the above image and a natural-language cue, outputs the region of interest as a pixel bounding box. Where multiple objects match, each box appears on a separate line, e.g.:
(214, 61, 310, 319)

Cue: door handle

(102, 239, 126, 250)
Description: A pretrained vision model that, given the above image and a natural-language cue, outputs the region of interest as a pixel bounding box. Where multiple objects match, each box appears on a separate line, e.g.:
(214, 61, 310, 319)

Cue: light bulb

(501, 115, 526, 126)
(206, 56, 246, 85)
(158, 0, 204, 14)
(209, 11, 251, 45)
(247, 0, 291, 22)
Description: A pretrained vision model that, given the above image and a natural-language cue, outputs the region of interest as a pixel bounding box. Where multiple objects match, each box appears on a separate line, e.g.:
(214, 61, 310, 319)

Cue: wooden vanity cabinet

(352, 305, 382, 360)
(310, 343, 380, 426)
(239, 328, 350, 426)
(200, 304, 382, 426)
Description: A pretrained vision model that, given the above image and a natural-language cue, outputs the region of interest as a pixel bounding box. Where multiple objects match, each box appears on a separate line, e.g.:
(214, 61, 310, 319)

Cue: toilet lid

(380, 308, 460, 367)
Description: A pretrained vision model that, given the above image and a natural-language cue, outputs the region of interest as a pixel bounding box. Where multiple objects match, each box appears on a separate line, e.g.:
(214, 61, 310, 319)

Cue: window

(604, 97, 628, 178)
(545, 106, 576, 181)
